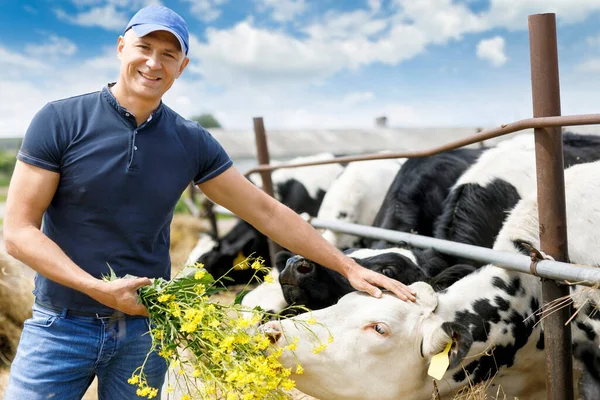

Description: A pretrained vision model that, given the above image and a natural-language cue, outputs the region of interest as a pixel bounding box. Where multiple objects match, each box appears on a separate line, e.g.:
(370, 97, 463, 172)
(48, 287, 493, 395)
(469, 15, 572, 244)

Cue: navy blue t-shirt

(18, 85, 232, 313)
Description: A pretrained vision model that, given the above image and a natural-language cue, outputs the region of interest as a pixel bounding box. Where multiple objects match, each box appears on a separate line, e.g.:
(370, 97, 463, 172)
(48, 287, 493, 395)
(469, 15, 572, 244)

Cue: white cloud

(23, 5, 37, 14)
(476, 36, 508, 67)
(483, 0, 600, 30)
(0, 46, 52, 78)
(0, 45, 120, 136)
(577, 58, 600, 72)
(257, 0, 308, 22)
(56, 1, 162, 30)
(368, 0, 382, 14)
(25, 35, 78, 57)
(587, 34, 600, 47)
(182, 0, 227, 22)
(341, 91, 375, 106)
(54, 5, 129, 31)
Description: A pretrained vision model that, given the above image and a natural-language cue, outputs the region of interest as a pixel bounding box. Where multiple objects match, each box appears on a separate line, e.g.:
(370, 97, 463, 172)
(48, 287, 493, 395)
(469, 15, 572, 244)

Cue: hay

(169, 214, 211, 275)
(0, 252, 34, 370)
(0, 252, 34, 325)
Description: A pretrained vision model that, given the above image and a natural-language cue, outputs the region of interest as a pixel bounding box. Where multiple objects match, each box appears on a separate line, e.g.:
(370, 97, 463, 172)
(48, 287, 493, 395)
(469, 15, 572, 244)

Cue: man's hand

(87, 277, 152, 316)
(346, 263, 417, 302)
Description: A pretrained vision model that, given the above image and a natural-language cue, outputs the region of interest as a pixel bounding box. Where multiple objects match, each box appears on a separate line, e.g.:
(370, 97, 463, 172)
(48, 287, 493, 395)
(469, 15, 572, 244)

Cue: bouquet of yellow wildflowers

(104, 257, 327, 400)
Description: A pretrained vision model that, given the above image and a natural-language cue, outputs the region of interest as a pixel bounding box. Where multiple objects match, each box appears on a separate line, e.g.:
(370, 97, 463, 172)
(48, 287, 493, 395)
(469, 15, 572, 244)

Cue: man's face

(117, 29, 189, 102)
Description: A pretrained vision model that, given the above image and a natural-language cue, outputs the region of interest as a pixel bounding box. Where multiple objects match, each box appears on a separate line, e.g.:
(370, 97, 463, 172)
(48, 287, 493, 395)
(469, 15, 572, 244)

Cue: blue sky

(2, 0, 600, 137)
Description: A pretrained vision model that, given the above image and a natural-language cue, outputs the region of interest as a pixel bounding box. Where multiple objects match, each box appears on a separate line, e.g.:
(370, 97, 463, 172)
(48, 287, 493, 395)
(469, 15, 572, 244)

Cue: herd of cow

(187, 132, 600, 399)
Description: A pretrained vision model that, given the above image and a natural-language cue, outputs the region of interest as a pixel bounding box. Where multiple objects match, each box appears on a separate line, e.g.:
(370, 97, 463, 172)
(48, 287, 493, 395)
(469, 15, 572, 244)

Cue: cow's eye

(381, 268, 395, 278)
(373, 324, 387, 335)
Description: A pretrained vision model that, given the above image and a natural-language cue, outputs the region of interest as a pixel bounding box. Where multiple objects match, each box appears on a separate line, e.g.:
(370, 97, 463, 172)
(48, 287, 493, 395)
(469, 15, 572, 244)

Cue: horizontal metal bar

(209, 207, 600, 285)
(244, 113, 600, 177)
(309, 218, 600, 286)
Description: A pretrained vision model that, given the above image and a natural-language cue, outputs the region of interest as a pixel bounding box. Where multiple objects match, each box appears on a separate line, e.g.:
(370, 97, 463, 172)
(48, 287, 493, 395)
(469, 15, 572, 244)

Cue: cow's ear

(410, 282, 438, 313)
(221, 228, 257, 256)
(275, 251, 294, 272)
(440, 321, 473, 369)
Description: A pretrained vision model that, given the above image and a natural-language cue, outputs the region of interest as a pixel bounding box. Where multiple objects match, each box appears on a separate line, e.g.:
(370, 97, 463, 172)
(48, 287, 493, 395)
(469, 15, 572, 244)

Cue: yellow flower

(194, 284, 206, 295)
(281, 379, 296, 390)
(193, 262, 205, 269)
(312, 343, 327, 354)
(263, 274, 274, 284)
(181, 321, 198, 333)
(296, 364, 304, 374)
(285, 342, 297, 351)
(127, 375, 139, 385)
(328, 335, 334, 343)
(307, 317, 317, 325)
(158, 348, 174, 359)
(194, 270, 206, 280)
(181, 395, 191, 400)
(237, 318, 252, 329)
(166, 385, 174, 393)
(157, 293, 175, 303)
(251, 259, 263, 270)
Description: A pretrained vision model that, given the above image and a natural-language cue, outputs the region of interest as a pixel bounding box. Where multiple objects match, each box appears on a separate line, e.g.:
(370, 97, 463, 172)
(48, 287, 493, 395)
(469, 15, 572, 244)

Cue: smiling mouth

(138, 71, 161, 81)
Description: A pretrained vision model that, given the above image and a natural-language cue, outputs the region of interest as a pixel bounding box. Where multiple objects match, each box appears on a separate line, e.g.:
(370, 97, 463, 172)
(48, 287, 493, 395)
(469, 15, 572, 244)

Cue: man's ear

(117, 35, 125, 60)
(176, 57, 190, 78)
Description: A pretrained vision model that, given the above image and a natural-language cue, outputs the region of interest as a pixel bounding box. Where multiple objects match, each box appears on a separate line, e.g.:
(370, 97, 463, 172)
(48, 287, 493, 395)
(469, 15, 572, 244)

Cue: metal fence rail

(211, 205, 600, 286)
(243, 113, 600, 177)
(308, 218, 600, 286)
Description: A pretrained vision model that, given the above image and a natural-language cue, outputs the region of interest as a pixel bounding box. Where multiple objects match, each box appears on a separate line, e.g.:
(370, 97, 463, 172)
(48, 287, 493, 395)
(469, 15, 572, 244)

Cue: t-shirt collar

(101, 83, 163, 121)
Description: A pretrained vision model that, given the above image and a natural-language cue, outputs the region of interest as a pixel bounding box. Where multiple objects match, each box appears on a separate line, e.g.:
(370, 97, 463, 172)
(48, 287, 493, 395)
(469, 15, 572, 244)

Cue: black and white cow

(317, 158, 405, 249)
(241, 158, 405, 314)
(278, 248, 475, 311)
(395, 132, 600, 278)
(186, 153, 345, 284)
(261, 159, 600, 400)
(366, 147, 482, 247)
(432, 132, 600, 266)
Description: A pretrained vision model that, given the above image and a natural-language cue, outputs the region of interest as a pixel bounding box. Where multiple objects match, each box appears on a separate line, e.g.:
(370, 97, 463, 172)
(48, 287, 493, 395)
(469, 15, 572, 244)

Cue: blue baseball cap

(124, 5, 189, 55)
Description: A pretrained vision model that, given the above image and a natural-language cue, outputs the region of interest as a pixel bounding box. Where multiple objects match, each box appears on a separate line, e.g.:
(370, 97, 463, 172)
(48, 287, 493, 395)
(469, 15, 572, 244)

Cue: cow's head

(239, 251, 290, 322)
(192, 220, 270, 285)
(278, 248, 427, 311)
(260, 282, 473, 400)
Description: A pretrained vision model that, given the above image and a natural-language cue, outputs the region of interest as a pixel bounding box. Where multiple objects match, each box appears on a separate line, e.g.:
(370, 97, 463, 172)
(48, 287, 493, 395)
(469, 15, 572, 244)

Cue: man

(3, 5, 416, 399)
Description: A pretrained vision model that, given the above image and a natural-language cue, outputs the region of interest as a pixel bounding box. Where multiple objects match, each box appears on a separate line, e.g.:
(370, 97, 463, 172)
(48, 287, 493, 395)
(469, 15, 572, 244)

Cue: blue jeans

(4, 302, 168, 400)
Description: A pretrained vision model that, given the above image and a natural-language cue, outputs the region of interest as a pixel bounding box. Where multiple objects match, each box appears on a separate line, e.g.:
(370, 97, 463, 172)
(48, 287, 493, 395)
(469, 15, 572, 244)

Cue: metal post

(202, 198, 219, 240)
(529, 13, 573, 400)
(253, 117, 283, 268)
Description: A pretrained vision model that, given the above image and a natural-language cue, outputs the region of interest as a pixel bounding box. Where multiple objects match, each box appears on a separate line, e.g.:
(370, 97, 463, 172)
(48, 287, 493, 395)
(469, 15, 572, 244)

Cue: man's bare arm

(3, 161, 150, 315)
(199, 166, 416, 301)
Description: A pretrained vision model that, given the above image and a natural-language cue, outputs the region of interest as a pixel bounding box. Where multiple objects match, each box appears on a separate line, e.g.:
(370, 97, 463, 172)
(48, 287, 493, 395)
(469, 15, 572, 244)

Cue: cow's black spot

(473, 299, 501, 324)
(451, 294, 538, 386)
(495, 296, 510, 312)
(492, 276, 522, 296)
(337, 211, 348, 219)
(453, 360, 479, 382)
(536, 331, 545, 350)
(455, 309, 490, 343)
(576, 321, 597, 341)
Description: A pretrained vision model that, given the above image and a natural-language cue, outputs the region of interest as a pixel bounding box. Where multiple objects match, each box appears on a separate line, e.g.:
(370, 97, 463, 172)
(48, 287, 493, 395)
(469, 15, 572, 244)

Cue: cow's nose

(259, 321, 282, 344)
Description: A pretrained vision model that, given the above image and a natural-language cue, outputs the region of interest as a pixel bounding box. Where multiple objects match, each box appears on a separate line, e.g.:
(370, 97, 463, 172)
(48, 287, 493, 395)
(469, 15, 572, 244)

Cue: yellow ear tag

(233, 251, 247, 270)
(427, 342, 452, 380)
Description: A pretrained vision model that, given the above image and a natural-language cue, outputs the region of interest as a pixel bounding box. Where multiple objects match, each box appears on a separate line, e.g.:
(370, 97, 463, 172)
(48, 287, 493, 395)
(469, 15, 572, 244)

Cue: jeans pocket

(25, 307, 59, 328)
